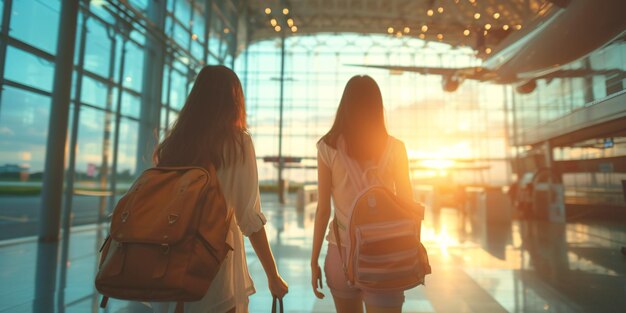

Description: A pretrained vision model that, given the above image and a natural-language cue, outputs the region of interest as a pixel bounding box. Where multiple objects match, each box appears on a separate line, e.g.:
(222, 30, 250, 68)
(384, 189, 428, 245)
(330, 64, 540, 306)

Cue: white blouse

(153, 132, 267, 313)
(317, 136, 407, 248)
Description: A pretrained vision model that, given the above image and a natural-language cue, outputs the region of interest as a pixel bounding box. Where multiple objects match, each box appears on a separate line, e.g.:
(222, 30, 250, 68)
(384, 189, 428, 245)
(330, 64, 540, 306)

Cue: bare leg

(332, 295, 364, 313)
(365, 304, 402, 313)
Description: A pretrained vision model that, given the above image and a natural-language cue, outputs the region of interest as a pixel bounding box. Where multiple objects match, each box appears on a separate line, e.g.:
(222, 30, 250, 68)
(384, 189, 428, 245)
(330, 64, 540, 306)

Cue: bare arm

(310, 153, 332, 298)
(249, 227, 288, 298)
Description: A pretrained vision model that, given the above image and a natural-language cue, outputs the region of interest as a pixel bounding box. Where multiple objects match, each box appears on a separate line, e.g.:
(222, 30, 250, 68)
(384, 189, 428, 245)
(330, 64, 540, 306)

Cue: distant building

(0, 164, 29, 174)
(0, 164, 30, 181)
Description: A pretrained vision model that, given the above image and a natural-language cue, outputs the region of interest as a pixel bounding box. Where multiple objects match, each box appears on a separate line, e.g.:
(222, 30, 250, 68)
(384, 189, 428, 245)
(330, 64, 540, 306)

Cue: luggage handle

(271, 296, 284, 313)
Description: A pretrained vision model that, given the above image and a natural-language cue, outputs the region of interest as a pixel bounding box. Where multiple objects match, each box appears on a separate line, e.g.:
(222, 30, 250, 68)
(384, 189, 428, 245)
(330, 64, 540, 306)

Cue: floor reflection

(0, 192, 625, 312)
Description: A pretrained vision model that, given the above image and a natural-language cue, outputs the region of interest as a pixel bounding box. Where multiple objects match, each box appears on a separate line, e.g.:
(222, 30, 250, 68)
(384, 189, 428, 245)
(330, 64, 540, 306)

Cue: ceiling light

(282, 8, 289, 15)
(427, 9, 434, 16)
(485, 23, 491, 30)
(483, 30, 488, 35)
(396, 31, 403, 38)
(223, 28, 230, 34)
(516, 24, 522, 30)
(274, 25, 281, 32)
(474, 13, 480, 19)
(191, 33, 198, 40)
(387, 27, 394, 34)
(503, 24, 509, 30)
(463, 29, 470, 36)
(264, 8, 271, 14)
(291, 26, 297, 32)
(485, 47, 492, 54)
(437, 33, 443, 40)
(270, 18, 277, 26)
(493, 12, 500, 19)
(419, 33, 425, 39)
(437, 7, 444, 13)
(421, 25, 428, 32)
(287, 18, 294, 27)
(403, 26, 410, 33)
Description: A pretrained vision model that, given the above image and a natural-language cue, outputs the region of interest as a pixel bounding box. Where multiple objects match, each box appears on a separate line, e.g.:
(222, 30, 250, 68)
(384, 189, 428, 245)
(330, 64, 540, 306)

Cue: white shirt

(316, 136, 407, 247)
(153, 132, 266, 313)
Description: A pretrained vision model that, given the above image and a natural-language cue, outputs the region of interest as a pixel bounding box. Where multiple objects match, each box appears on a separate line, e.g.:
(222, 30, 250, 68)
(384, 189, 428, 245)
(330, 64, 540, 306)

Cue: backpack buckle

(168, 214, 179, 224)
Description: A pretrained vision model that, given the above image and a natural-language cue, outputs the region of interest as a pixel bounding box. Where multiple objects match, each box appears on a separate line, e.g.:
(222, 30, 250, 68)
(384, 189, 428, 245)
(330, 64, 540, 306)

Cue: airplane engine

(442, 76, 461, 92)
(516, 80, 537, 94)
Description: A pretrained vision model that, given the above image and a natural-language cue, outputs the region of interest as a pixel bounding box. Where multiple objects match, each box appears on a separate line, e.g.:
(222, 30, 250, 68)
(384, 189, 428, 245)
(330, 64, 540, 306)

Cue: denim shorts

(324, 244, 405, 308)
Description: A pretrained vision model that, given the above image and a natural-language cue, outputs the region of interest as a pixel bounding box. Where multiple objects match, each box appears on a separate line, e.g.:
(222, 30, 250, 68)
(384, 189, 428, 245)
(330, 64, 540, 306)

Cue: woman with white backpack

(310, 75, 429, 313)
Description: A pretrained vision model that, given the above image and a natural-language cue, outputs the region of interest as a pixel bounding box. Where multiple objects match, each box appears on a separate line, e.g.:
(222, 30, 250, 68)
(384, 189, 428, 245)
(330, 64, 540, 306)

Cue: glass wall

(0, 0, 241, 311)
(512, 40, 626, 132)
(510, 39, 626, 208)
(0, 0, 239, 237)
(239, 34, 512, 189)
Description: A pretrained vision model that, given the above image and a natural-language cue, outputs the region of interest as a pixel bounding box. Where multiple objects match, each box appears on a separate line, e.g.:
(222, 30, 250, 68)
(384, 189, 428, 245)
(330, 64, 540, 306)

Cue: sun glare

(420, 159, 455, 169)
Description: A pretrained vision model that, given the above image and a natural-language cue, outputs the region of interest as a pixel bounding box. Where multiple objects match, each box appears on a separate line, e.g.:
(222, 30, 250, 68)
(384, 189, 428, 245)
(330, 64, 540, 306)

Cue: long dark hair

(154, 65, 247, 169)
(320, 75, 388, 161)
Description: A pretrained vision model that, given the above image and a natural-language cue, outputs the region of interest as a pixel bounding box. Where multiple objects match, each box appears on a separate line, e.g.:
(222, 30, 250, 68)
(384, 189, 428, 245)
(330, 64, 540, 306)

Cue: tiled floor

(1, 192, 625, 312)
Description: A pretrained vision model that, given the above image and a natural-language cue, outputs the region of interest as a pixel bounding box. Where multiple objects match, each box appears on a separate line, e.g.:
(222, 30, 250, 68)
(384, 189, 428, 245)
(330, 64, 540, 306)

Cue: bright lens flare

(420, 159, 455, 169)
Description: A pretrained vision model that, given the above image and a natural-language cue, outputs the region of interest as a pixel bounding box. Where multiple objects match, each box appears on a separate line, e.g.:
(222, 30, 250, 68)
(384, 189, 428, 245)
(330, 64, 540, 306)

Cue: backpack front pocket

(354, 220, 422, 288)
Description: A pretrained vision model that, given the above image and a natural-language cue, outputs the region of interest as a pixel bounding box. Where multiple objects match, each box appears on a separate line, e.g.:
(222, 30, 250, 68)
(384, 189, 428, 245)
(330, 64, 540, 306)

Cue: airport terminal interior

(0, 0, 625, 312)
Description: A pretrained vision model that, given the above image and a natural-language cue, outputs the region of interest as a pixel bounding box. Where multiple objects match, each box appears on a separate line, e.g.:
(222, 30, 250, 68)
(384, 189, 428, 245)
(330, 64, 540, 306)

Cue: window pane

(129, 0, 147, 11)
(116, 118, 138, 179)
(80, 76, 109, 108)
(192, 9, 205, 41)
(5, 47, 55, 92)
(84, 18, 113, 78)
(173, 22, 190, 49)
(169, 70, 186, 110)
(0, 86, 51, 176)
(123, 42, 144, 91)
(74, 108, 113, 190)
(121, 92, 140, 118)
(174, 0, 191, 27)
(191, 40, 204, 60)
(10, 0, 60, 54)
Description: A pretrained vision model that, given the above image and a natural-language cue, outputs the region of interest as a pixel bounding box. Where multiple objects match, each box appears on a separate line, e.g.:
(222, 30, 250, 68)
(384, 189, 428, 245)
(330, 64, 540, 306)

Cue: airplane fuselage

(485, 0, 626, 83)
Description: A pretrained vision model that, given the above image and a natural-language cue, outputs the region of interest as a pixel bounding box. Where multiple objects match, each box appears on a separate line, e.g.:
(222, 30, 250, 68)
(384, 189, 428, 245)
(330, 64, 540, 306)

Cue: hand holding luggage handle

(272, 296, 284, 313)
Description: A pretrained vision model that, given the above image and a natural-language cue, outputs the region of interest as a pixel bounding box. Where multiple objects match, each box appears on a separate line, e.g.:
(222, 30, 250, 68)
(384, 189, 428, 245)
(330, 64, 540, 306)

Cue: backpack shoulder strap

(362, 136, 393, 185)
(377, 136, 394, 172)
(337, 136, 368, 192)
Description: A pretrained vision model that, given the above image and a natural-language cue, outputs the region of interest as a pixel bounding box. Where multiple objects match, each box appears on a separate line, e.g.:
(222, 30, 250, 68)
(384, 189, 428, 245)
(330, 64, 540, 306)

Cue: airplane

(348, 0, 626, 94)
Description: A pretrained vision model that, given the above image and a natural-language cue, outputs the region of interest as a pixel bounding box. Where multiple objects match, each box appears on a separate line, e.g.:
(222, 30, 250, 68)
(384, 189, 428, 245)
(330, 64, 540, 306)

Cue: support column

(277, 32, 286, 204)
(136, 0, 167, 171)
(34, 1, 79, 312)
(57, 3, 89, 311)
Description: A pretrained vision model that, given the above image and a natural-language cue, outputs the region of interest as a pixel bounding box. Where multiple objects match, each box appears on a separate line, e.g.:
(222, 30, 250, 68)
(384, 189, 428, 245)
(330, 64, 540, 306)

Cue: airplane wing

(345, 64, 493, 81)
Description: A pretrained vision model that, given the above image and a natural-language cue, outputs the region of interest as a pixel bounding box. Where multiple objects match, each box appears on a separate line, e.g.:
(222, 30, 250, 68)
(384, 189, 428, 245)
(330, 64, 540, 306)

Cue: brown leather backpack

(95, 166, 232, 312)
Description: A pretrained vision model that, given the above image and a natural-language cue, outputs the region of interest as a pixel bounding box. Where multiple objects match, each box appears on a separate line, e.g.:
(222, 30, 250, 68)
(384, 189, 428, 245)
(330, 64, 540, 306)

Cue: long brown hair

(154, 65, 247, 169)
(320, 75, 388, 161)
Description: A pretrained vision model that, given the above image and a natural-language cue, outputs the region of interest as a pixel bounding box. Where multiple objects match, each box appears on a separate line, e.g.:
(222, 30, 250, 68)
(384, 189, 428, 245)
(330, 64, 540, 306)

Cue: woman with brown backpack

(151, 65, 288, 312)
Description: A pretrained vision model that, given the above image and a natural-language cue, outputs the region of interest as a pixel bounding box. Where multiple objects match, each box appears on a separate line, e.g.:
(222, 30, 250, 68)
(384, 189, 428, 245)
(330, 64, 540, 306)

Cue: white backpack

(333, 137, 431, 291)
